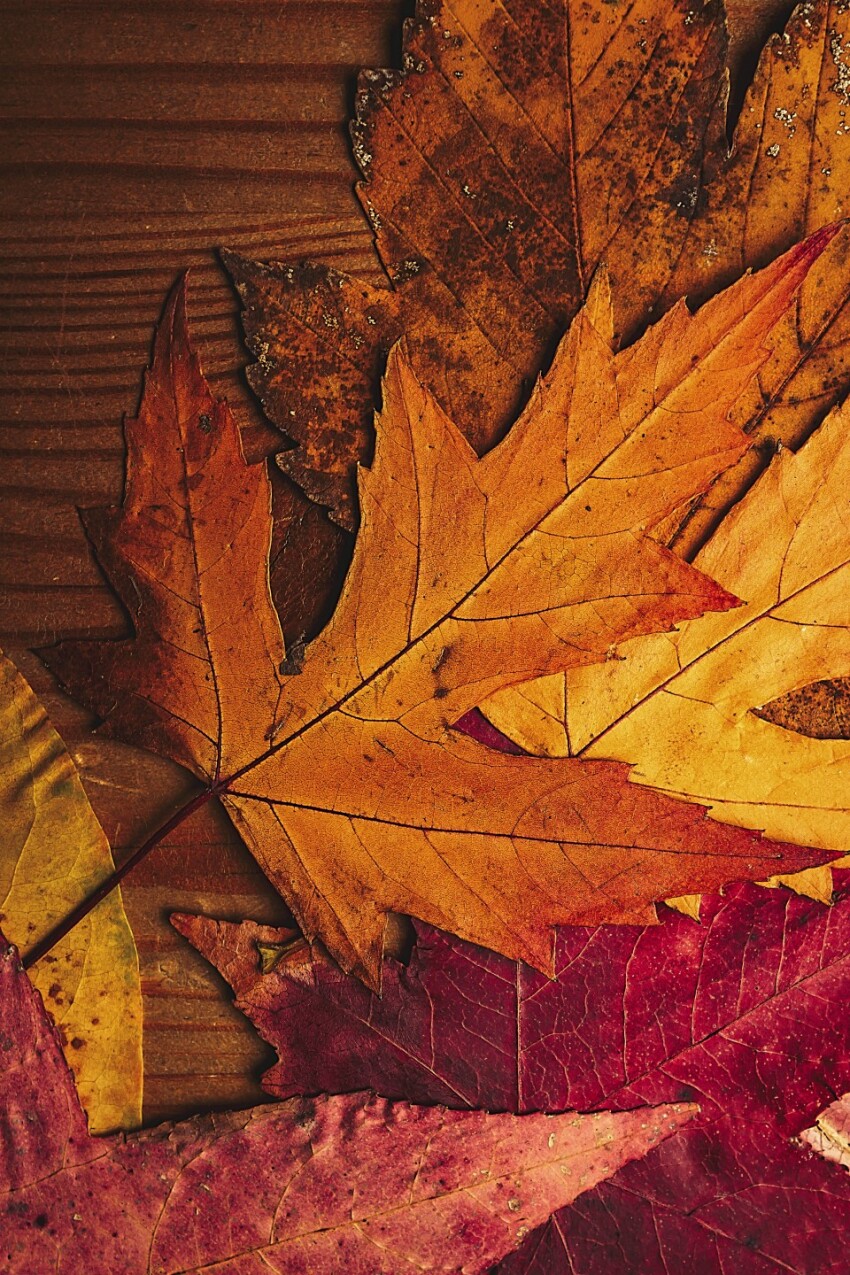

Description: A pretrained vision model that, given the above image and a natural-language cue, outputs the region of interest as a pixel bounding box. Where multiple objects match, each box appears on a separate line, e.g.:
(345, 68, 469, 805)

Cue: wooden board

(0, 0, 796, 1125)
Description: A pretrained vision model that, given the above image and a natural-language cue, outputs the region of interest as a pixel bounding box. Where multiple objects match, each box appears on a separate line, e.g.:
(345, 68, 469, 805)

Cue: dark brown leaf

(754, 676, 850, 740)
(227, 0, 729, 527)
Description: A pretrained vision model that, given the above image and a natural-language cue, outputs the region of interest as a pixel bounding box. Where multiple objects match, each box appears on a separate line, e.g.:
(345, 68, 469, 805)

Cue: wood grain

(0, 0, 795, 1125)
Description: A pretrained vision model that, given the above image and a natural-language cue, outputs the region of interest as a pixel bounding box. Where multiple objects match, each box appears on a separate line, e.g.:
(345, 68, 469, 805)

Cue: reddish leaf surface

(0, 935, 696, 1275)
(176, 872, 850, 1273)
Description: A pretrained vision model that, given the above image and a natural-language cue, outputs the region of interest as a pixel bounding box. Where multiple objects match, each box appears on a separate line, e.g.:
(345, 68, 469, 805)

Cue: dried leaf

(801, 1092, 850, 1172)
(0, 934, 695, 1274)
(175, 873, 850, 1274)
(663, 0, 850, 555)
(223, 253, 402, 531)
(44, 259, 833, 986)
(228, 0, 850, 545)
(487, 391, 850, 870)
(0, 650, 141, 1134)
(226, 0, 728, 527)
(754, 674, 850, 739)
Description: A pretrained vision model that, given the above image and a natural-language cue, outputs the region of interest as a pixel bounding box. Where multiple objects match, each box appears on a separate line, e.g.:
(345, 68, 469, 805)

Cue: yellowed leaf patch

(0, 650, 142, 1133)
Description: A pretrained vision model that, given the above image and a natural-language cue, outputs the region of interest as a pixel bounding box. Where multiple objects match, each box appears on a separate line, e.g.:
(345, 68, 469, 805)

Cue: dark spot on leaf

(279, 640, 306, 678)
(198, 413, 212, 433)
(432, 645, 451, 673)
(294, 1097, 317, 1128)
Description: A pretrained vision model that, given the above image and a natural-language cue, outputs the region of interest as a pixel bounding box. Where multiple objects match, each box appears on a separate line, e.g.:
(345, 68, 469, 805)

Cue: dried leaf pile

(6, 1, 850, 1270)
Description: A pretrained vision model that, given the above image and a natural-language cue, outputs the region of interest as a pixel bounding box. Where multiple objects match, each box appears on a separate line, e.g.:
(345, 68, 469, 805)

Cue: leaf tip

(147, 269, 194, 388)
(705, 581, 743, 615)
(218, 244, 244, 274)
(168, 911, 195, 941)
(773, 220, 847, 296)
(584, 265, 615, 347)
(792, 218, 845, 266)
(218, 247, 259, 297)
(383, 335, 413, 379)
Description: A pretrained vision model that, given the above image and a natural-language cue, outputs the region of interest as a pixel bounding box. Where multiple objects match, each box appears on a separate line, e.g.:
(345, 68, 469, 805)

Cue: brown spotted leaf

(230, 0, 850, 545)
(660, 0, 850, 556)
(45, 262, 832, 986)
(754, 676, 850, 740)
(226, 0, 730, 527)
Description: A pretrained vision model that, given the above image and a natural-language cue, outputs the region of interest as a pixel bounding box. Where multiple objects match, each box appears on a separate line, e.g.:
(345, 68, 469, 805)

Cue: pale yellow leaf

(762, 865, 838, 903)
(0, 650, 142, 1133)
(664, 895, 702, 921)
(486, 399, 850, 867)
(801, 1093, 850, 1173)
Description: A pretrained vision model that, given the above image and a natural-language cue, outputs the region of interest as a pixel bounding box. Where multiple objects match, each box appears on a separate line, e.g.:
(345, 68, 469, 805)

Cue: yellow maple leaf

(43, 240, 836, 986)
(485, 394, 850, 884)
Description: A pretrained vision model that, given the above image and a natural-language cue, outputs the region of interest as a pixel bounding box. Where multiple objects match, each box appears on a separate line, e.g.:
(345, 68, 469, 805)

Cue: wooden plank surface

(0, 0, 795, 1125)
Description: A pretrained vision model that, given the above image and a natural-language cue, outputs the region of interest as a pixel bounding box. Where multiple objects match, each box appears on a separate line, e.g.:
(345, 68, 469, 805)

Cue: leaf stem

(23, 717, 493, 970)
(22, 786, 215, 970)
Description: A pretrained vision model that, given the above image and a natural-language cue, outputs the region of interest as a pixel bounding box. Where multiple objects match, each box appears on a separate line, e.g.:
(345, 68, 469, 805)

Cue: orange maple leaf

(46, 239, 833, 985)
